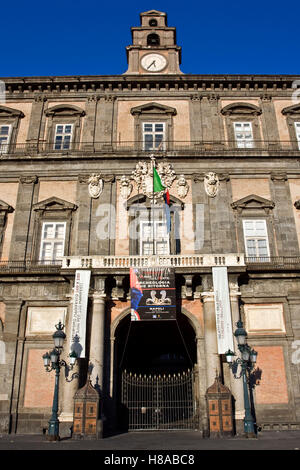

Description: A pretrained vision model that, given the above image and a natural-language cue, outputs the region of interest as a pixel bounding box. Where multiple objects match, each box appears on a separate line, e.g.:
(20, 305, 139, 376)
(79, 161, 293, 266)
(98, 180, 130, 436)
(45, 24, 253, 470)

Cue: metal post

(242, 364, 255, 436)
(48, 365, 60, 440)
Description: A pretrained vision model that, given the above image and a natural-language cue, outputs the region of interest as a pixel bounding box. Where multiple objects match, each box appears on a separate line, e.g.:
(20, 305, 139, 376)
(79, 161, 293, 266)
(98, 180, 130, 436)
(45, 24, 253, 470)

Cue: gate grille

(121, 369, 195, 431)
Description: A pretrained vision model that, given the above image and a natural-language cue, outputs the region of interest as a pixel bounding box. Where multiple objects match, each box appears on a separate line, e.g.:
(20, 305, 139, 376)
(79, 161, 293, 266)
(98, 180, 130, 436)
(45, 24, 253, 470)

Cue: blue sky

(1, 0, 299, 77)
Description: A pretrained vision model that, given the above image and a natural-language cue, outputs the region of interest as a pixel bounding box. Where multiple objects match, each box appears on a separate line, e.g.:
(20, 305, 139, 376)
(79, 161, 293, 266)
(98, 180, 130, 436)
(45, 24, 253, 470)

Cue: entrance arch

(111, 309, 200, 431)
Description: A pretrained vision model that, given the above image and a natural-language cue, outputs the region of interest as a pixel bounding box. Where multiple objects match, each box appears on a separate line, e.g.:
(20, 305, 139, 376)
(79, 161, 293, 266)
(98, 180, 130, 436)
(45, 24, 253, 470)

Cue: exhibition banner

(70, 269, 91, 357)
(130, 267, 176, 321)
(212, 266, 234, 354)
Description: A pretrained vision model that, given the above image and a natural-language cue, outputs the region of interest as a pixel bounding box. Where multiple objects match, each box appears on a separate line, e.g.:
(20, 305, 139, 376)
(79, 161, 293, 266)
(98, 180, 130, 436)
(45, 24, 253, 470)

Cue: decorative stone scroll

(88, 174, 103, 199)
(204, 172, 220, 198)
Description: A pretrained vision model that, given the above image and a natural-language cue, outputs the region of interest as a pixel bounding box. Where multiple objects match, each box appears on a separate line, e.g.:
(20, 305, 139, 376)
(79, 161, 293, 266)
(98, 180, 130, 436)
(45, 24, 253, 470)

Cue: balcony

(245, 256, 300, 270)
(1, 255, 300, 275)
(0, 260, 62, 274)
(1, 140, 300, 159)
(61, 254, 245, 273)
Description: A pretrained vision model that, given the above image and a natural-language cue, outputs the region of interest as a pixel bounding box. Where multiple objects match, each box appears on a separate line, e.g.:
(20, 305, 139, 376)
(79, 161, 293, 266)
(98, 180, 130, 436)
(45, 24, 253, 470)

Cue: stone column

(59, 286, 80, 433)
(228, 275, 245, 434)
(89, 277, 106, 393)
(201, 287, 221, 390)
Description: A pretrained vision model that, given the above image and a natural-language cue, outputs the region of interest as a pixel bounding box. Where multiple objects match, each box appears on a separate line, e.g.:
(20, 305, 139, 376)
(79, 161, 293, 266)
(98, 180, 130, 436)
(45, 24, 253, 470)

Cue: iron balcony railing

(1, 140, 300, 156)
(0, 260, 62, 273)
(245, 256, 300, 268)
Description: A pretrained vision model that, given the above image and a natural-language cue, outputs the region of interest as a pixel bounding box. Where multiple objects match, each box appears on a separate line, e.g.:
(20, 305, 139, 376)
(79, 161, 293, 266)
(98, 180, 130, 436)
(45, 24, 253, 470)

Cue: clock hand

(147, 60, 156, 70)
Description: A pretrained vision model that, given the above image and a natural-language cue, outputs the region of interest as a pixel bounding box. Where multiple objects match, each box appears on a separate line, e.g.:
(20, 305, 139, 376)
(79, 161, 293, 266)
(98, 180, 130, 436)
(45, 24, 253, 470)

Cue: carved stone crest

(120, 175, 133, 200)
(176, 174, 189, 199)
(88, 174, 103, 199)
(204, 172, 219, 198)
(132, 158, 176, 202)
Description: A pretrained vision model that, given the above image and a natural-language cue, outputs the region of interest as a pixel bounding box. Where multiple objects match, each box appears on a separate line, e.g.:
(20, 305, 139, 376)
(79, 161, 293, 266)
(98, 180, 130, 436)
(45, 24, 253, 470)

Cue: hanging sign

(70, 269, 91, 358)
(212, 266, 234, 354)
(130, 267, 176, 321)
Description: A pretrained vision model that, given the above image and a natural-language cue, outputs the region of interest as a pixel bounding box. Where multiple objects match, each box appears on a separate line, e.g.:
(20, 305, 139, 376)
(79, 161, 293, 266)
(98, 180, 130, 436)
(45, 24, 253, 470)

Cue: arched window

(44, 104, 85, 151)
(130, 102, 177, 151)
(147, 33, 160, 46)
(0, 105, 24, 154)
(221, 102, 262, 148)
(282, 104, 300, 150)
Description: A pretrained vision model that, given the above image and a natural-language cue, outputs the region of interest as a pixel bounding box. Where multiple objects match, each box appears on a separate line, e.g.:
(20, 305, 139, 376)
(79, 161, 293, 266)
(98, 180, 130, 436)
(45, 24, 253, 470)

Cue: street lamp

(42, 321, 79, 441)
(225, 320, 258, 438)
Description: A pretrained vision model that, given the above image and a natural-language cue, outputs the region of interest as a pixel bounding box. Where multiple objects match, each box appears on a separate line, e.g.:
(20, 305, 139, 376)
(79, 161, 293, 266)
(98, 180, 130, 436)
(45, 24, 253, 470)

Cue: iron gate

(121, 369, 196, 430)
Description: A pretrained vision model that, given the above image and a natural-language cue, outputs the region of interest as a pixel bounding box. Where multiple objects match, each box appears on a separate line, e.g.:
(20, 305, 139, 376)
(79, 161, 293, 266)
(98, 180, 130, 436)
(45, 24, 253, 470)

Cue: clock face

(141, 53, 167, 72)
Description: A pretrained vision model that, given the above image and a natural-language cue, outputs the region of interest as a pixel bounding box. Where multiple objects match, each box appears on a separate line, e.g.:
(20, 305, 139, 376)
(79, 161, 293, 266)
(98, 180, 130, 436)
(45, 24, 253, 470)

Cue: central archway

(113, 311, 198, 431)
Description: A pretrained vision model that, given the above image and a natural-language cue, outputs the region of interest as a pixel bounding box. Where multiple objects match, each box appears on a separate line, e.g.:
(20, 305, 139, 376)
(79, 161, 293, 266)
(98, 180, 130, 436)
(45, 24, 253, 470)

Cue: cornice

(1, 74, 299, 96)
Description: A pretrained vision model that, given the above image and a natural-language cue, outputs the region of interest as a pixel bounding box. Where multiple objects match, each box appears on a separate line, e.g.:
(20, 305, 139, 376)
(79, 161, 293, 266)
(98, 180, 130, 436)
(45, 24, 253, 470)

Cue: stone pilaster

(26, 94, 47, 144)
(82, 95, 100, 150)
(270, 172, 299, 255)
(94, 95, 116, 149)
(0, 300, 24, 433)
(259, 95, 280, 147)
(75, 176, 92, 255)
(89, 175, 115, 256)
(9, 176, 38, 261)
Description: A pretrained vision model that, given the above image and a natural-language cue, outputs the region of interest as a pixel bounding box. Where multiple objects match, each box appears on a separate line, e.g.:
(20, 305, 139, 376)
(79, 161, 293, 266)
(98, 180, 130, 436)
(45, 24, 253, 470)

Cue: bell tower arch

(124, 10, 183, 75)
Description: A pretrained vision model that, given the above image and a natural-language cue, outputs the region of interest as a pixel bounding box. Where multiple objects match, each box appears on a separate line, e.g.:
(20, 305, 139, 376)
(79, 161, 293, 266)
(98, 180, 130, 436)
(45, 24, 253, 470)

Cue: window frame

(142, 122, 166, 151)
(39, 221, 67, 263)
(294, 122, 300, 150)
(139, 219, 170, 255)
(220, 102, 262, 149)
(0, 105, 24, 154)
(233, 122, 254, 148)
(53, 123, 74, 151)
(0, 124, 12, 154)
(243, 219, 270, 260)
(130, 103, 177, 152)
(44, 105, 85, 152)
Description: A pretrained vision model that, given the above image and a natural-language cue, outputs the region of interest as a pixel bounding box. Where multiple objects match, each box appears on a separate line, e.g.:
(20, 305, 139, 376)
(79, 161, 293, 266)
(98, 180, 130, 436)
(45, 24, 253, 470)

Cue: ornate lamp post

(225, 320, 258, 438)
(42, 321, 78, 441)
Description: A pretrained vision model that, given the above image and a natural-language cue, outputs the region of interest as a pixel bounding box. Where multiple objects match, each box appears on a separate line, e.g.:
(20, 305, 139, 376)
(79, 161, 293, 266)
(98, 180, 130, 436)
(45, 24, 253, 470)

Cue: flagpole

(150, 154, 155, 256)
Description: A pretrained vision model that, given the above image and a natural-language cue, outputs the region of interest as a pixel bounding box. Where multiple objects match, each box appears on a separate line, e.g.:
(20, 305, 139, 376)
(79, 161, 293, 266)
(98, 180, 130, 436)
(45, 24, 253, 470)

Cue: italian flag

(153, 167, 171, 233)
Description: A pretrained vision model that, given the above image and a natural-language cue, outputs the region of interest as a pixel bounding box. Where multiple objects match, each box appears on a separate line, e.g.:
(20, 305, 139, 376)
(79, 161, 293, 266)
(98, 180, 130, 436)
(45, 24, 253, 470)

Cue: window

(140, 220, 169, 255)
(39, 222, 66, 262)
(234, 122, 254, 148)
(130, 103, 176, 152)
(143, 122, 165, 151)
(0, 125, 12, 153)
(243, 219, 269, 260)
(54, 124, 73, 150)
(147, 33, 160, 46)
(295, 122, 300, 150)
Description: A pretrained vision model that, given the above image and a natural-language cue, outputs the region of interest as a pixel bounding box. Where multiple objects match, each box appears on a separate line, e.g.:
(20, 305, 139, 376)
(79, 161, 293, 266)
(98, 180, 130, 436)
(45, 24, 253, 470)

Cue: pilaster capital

(270, 172, 288, 181)
(77, 175, 90, 184)
(19, 175, 38, 185)
(92, 291, 107, 304)
(201, 291, 215, 302)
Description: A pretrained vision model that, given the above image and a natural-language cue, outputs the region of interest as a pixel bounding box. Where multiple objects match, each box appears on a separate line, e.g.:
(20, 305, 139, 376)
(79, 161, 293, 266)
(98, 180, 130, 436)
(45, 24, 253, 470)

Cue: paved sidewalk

(0, 430, 300, 451)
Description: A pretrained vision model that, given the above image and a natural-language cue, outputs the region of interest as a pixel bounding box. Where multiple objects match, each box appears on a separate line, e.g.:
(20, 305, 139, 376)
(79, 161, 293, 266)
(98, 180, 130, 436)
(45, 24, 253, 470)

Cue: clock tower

(124, 10, 183, 75)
